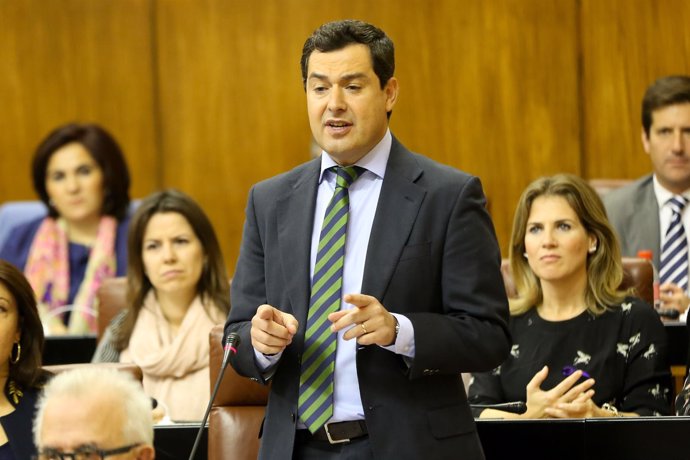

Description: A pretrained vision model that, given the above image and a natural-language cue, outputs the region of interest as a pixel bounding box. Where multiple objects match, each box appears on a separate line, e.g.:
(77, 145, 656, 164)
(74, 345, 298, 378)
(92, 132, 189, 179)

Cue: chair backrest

(500, 257, 653, 305)
(619, 257, 654, 304)
(208, 325, 269, 460)
(96, 277, 128, 342)
(0, 200, 46, 250)
(588, 178, 633, 198)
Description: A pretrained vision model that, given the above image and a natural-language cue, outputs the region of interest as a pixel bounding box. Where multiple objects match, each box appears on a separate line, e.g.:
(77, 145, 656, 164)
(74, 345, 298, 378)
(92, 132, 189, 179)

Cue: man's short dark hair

(642, 75, 690, 136)
(300, 19, 395, 90)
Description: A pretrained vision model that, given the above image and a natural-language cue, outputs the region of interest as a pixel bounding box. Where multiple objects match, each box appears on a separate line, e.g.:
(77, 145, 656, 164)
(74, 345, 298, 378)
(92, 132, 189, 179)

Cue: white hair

(33, 367, 154, 447)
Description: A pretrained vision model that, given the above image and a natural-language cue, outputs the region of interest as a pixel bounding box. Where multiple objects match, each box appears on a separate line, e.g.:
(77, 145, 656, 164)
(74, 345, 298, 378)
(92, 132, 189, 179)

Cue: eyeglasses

(34, 443, 141, 460)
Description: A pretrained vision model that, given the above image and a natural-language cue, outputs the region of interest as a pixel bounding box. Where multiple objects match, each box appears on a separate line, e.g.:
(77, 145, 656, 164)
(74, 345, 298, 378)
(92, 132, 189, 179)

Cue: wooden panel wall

(155, 0, 581, 269)
(0, 0, 158, 201)
(1, 0, 689, 272)
(388, 0, 580, 251)
(154, 0, 314, 274)
(581, 0, 690, 179)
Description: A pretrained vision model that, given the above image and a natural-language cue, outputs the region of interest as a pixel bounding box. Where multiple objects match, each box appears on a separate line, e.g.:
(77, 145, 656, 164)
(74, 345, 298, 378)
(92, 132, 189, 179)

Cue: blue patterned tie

(298, 166, 362, 433)
(660, 195, 689, 292)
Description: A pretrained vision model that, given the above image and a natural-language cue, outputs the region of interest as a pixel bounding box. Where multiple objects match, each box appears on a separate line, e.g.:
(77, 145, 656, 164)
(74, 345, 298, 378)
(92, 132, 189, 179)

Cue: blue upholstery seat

(0, 201, 46, 251)
(0, 199, 140, 253)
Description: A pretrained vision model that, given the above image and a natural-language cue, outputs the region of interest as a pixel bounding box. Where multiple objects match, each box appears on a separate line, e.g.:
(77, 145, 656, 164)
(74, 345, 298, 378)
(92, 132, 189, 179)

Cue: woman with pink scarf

(93, 189, 231, 421)
(0, 123, 131, 335)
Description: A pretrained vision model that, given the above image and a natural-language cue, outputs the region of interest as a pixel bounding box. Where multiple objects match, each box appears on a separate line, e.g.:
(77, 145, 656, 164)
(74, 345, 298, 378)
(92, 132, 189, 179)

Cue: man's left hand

(328, 293, 397, 346)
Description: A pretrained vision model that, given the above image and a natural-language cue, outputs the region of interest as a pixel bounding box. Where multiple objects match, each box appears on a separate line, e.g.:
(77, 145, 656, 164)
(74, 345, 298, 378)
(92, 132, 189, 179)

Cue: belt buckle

(324, 421, 349, 444)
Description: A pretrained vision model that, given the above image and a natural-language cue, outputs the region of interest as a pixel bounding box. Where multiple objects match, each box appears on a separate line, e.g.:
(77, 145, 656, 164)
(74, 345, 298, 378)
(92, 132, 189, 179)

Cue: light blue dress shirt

(255, 129, 415, 424)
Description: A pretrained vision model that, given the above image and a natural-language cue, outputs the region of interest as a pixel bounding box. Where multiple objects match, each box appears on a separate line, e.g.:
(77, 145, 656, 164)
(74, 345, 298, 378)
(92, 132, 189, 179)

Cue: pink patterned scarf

(25, 216, 117, 335)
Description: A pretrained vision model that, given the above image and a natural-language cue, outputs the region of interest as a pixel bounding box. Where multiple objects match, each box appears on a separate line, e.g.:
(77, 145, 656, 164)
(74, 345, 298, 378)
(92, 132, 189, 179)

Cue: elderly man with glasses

(33, 367, 154, 460)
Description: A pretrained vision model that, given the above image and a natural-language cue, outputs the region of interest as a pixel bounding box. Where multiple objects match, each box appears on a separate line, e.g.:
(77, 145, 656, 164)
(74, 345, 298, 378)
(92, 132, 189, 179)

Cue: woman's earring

(588, 245, 597, 254)
(523, 252, 528, 258)
(10, 342, 20, 364)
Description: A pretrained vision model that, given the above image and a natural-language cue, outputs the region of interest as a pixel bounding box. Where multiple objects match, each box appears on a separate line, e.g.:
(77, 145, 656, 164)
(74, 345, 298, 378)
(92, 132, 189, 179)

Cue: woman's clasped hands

(523, 365, 603, 418)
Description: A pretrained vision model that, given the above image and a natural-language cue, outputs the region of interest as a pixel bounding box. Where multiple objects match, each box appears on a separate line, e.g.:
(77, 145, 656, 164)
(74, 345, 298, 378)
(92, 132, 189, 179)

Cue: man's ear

(384, 77, 399, 113)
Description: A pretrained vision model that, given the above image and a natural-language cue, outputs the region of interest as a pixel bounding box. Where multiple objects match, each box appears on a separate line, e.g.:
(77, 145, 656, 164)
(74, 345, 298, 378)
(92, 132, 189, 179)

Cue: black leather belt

(308, 420, 368, 444)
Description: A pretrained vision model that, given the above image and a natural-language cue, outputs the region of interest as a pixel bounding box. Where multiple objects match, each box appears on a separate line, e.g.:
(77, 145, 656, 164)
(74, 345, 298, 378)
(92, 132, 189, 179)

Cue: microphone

(470, 401, 527, 414)
(188, 332, 240, 460)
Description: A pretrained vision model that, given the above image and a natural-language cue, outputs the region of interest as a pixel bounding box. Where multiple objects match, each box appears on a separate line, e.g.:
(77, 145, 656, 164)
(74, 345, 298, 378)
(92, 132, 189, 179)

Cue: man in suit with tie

(604, 75, 690, 318)
(225, 19, 510, 460)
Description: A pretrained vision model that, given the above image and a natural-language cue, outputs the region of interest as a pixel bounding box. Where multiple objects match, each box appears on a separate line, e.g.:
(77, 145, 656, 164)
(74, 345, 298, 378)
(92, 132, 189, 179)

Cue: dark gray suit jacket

(603, 174, 661, 267)
(226, 137, 510, 460)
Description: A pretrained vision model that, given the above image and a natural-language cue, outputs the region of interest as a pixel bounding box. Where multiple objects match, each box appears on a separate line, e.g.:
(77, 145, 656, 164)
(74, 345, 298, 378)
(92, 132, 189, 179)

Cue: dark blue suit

(226, 138, 510, 460)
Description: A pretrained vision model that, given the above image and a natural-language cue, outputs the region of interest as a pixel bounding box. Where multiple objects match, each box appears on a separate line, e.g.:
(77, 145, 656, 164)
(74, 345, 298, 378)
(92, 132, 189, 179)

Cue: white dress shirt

(653, 175, 690, 321)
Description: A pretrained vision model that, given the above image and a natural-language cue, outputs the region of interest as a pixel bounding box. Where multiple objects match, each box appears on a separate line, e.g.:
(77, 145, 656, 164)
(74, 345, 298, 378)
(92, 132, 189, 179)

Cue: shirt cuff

(254, 347, 282, 376)
(381, 313, 415, 358)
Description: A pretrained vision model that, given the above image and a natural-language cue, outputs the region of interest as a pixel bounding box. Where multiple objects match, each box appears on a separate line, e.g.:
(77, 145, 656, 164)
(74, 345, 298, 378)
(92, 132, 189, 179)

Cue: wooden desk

(477, 416, 690, 460)
(154, 418, 690, 460)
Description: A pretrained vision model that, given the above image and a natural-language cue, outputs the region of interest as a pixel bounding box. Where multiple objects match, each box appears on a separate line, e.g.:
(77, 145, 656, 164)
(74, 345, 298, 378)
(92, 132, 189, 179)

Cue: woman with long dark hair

(93, 189, 230, 421)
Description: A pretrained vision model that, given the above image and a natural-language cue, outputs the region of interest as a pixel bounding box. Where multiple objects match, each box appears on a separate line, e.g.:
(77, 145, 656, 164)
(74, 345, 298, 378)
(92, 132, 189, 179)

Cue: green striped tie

(298, 166, 362, 433)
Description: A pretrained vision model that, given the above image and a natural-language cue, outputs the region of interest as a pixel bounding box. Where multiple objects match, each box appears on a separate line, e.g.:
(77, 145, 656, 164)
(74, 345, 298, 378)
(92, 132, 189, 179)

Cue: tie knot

(668, 195, 689, 214)
(333, 166, 363, 189)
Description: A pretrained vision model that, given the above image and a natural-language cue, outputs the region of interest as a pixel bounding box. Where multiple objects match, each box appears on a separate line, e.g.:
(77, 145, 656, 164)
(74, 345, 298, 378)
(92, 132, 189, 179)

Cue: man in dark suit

(604, 75, 690, 318)
(225, 19, 510, 460)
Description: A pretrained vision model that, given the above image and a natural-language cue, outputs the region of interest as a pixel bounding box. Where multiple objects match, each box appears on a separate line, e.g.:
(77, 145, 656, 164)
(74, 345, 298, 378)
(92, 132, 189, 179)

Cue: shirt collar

(318, 129, 391, 182)
(652, 174, 690, 207)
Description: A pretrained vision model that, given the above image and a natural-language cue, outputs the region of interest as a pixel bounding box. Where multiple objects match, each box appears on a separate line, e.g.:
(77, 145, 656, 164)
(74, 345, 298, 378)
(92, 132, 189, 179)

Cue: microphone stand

(188, 332, 240, 460)
(470, 401, 527, 414)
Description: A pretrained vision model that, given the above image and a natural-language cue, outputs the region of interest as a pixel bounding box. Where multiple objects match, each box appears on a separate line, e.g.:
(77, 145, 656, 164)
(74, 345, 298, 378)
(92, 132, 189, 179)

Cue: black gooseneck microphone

(470, 401, 527, 414)
(188, 332, 241, 460)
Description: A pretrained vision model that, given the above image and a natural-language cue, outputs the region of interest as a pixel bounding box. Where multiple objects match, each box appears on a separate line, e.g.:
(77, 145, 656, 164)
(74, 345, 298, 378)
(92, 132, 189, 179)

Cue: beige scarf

(120, 292, 225, 421)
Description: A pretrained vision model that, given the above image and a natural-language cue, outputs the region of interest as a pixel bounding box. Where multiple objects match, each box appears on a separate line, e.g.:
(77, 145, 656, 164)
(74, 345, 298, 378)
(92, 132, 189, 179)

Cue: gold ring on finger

(360, 323, 367, 334)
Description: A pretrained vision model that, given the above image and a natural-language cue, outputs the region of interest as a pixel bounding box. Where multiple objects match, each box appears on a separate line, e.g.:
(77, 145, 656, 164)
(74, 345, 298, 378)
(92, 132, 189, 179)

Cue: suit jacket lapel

(636, 180, 661, 267)
(362, 139, 425, 301)
(277, 160, 320, 320)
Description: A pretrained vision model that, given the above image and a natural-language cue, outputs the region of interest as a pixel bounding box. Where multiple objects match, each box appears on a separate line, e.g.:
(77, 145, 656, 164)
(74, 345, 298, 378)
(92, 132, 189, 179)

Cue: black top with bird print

(468, 297, 671, 417)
